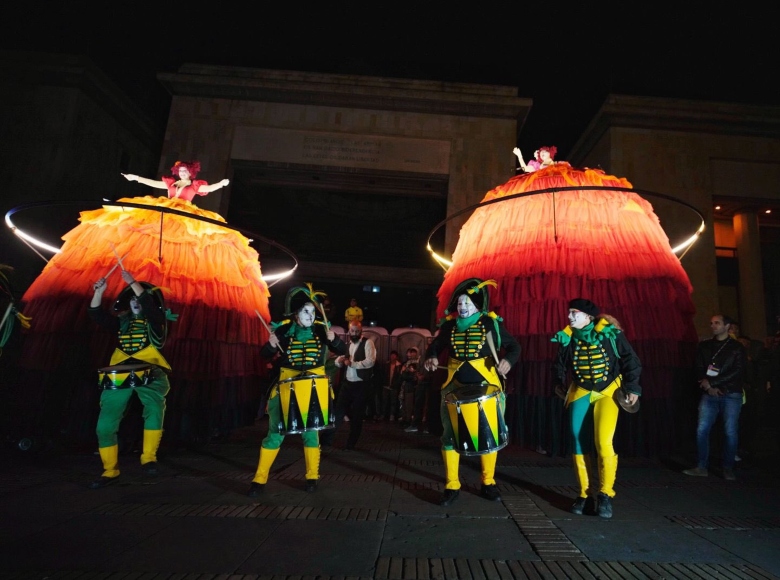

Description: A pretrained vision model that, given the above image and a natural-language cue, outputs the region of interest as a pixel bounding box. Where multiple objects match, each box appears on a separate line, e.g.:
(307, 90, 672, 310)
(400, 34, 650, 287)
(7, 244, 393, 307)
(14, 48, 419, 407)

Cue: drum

(444, 382, 507, 456)
(98, 363, 152, 390)
(276, 373, 334, 434)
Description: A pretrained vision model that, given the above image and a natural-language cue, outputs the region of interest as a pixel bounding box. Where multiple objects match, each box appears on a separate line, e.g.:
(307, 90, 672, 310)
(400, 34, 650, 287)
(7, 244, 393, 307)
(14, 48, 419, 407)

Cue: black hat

(445, 278, 497, 315)
(113, 282, 164, 314)
(568, 298, 600, 318)
(284, 283, 327, 317)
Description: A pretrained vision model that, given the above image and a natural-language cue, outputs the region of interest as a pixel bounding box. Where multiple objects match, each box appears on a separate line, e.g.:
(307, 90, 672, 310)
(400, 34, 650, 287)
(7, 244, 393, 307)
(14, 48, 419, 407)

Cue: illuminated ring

(5, 199, 298, 285)
(426, 185, 706, 270)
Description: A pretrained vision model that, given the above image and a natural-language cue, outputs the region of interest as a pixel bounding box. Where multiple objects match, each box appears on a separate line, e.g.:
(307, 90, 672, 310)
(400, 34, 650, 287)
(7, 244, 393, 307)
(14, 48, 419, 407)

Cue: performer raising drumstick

(88, 266, 176, 489)
(248, 284, 347, 497)
(424, 278, 521, 506)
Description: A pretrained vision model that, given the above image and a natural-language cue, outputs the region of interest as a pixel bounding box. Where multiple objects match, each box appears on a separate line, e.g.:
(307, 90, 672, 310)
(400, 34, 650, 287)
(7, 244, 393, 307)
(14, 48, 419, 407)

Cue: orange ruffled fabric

(436, 163, 699, 456)
(20, 195, 271, 379)
(437, 163, 698, 403)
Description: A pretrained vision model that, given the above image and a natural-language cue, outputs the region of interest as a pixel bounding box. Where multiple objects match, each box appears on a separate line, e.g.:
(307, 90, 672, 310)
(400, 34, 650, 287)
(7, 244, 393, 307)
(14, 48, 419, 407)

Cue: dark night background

(3, 4, 779, 330)
(3, 4, 777, 159)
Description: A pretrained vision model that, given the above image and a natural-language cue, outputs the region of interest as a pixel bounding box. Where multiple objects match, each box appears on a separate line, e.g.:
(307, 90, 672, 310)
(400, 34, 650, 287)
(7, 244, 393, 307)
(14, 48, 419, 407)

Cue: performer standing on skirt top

(424, 278, 521, 506)
(248, 284, 347, 496)
(122, 160, 230, 202)
(88, 269, 176, 488)
(551, 298, 641, 519)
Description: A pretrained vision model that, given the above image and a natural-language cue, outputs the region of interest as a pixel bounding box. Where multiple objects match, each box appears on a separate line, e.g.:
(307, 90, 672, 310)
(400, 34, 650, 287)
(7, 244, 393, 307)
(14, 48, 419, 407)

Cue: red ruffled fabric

(14, 196, 272, 442)
(436, 164, 698, 455)
(21, 195, 271, 376)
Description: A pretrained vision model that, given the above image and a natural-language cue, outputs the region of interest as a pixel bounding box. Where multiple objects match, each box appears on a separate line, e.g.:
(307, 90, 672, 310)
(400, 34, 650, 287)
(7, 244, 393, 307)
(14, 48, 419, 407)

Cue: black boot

(305, 479, 318, 492)
(247, 482, 265, 497)
(480, 484, 502, 502)
(571, 497, 587, 515)
(88, 476, 118, 489)
(141, 461, 158, 475)
(596, 492, 613, 519)
(439, 489, 460, 506)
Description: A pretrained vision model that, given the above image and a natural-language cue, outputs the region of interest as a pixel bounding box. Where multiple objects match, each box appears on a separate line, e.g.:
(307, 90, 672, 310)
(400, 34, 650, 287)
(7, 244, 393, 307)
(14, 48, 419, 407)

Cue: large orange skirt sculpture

(14, 196, 271, 444)
(436, 162, 698, 456)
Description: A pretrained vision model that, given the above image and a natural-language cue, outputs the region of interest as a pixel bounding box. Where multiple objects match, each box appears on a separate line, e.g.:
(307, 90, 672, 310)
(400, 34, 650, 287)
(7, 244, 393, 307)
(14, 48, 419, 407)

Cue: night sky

(4, 4, 776, 158)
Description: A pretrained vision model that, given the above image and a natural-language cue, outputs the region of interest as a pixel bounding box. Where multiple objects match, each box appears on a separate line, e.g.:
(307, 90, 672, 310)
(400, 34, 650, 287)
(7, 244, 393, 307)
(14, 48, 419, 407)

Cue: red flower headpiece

(538, 146, 557, 160)
(170, 160, 201, 178)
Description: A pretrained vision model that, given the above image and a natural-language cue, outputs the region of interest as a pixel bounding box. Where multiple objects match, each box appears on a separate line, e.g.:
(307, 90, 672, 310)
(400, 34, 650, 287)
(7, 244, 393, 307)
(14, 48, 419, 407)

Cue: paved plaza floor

(1, 418, 778, 579)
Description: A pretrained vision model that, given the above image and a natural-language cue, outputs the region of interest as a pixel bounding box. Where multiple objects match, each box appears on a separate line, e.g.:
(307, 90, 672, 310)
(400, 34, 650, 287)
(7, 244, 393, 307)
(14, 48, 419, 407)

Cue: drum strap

(109, 345, 172, 371)
(443, 357, 500, 390)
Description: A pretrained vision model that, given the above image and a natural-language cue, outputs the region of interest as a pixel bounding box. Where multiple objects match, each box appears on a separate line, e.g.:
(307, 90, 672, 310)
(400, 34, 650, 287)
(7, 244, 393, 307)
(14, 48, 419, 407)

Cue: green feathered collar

(551, 318, 620, 353)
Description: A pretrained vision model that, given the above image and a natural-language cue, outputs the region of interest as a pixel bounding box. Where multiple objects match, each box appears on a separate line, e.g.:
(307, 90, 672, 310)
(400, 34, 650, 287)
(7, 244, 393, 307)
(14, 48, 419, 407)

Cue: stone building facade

(570, 95, 780, 339)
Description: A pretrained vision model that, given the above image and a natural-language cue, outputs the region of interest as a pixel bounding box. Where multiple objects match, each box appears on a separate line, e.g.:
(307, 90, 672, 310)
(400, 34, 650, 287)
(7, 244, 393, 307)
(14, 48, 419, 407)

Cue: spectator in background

(380, 350, 403, 421)
(345, 298, 363, 326)
(400, 347, 422, 428)
(683, 314, 746, 481)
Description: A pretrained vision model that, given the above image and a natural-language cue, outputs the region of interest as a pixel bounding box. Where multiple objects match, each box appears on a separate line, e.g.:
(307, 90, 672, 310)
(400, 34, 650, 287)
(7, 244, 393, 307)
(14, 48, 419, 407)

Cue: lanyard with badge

(706, 338, 730, 377)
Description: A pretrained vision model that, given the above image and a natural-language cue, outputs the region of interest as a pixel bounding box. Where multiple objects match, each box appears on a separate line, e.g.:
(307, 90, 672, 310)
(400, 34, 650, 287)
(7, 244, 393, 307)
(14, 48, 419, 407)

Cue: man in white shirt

(333, 321, 376, 449)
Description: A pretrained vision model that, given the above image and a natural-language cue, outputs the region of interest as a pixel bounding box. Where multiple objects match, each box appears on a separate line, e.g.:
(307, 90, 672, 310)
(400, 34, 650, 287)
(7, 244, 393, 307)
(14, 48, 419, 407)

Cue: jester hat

(444, 278, 498, 315)
(284, 283, 327, 317)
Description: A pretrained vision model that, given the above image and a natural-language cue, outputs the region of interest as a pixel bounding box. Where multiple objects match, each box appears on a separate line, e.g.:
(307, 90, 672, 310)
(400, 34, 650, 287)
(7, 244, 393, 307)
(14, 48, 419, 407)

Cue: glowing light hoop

(5, 200, 298, 285)
(426, 185, 706, 272)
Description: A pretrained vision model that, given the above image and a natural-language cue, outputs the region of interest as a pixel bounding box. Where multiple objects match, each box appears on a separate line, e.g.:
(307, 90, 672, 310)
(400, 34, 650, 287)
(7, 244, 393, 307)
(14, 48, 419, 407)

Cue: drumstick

(485, 332, 507, 379)
(109, 242, 127, 271)
(255, 309, 283, 353)
(103, 254, 128, 279)
(316, 301, 329, 327)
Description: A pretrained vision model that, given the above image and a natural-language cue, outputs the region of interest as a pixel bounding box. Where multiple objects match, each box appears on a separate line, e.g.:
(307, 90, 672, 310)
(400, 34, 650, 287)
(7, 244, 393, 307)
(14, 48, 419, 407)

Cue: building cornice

(570, 94, 780, 163)
(158, 64, 531, 120)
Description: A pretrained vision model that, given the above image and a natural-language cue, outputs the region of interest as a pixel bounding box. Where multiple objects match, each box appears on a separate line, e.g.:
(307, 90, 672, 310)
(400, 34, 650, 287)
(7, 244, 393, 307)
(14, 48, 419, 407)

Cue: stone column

(733, 211, 766, 339)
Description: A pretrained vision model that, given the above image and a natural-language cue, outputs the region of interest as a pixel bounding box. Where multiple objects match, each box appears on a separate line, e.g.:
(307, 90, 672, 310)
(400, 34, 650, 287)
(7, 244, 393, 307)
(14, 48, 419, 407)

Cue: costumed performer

(0, 265, 32, 357)
(248, 284, 347, 496)
(424, 278, 521, 506)
(15, 157, 270, 444)
(88, 268, 176, 489)
(551, 298, 641, 519)
(513, 145, 557, 173)
(122, 160, 230, 201)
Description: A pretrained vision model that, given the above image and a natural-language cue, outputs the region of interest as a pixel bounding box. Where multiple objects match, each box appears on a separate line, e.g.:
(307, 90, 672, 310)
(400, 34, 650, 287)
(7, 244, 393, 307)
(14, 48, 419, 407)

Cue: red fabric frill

(20, 195, 271, 380)
(437, 163, 698, 402)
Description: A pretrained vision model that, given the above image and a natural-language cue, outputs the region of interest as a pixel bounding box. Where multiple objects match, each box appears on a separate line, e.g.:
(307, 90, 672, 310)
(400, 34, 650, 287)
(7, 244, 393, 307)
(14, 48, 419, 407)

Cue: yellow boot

(599, 453, 618, 498)
(596, 454, 618, 519)
(252, 446, 280, 484)
(140, 429, 163, 474)
(480, 452, 501, 501)
(572, 454, 590, 498)
(304, 446, 320, 492)
(89, 445, 119, 489)
(440, 449, 461, 506)
(570, 454, 590, 514)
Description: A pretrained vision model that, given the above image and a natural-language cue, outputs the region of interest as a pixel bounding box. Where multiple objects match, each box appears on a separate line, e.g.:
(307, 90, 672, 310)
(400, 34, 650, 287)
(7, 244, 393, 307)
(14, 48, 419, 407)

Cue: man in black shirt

(683, 314, 747, 481)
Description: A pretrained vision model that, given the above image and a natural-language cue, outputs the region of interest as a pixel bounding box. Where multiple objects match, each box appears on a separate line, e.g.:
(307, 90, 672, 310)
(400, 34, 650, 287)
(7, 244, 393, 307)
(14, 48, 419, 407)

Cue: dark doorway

(226, 163, 447, 269)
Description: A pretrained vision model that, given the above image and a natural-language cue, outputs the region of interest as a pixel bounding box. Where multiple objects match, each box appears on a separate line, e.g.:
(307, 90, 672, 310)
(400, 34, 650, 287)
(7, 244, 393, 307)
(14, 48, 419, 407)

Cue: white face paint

(568, 309, 591, 329)
(129, 296, 143, 316)
(178, 166, 191, 180)
(296, 303, 316, 328)
(457, 294, 478, 319)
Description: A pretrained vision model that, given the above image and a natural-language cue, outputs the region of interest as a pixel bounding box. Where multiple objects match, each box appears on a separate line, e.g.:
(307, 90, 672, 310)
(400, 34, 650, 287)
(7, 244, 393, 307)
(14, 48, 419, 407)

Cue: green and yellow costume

(426, 279, 521, 496)
(251, 285, 347, 489)
(88, 283, 175, 481)
(552, 312, 641, 503)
